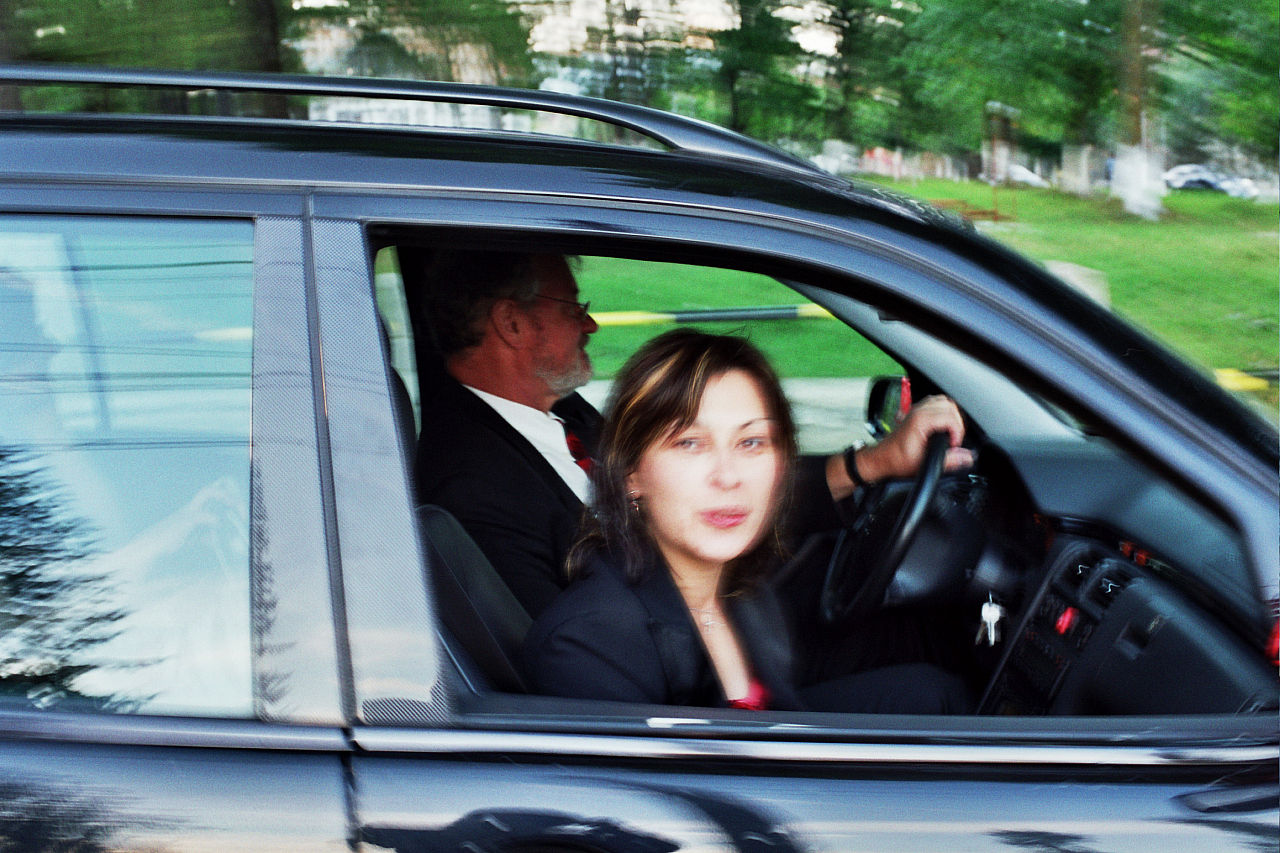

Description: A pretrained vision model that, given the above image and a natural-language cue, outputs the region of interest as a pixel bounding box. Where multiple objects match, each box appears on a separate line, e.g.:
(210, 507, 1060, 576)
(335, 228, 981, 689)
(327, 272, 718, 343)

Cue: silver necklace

(689, 605, 720, 631)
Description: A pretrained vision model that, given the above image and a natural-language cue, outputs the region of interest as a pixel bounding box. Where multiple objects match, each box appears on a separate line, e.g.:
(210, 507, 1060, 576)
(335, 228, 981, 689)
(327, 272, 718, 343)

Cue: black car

(0, 66, 1275, 852)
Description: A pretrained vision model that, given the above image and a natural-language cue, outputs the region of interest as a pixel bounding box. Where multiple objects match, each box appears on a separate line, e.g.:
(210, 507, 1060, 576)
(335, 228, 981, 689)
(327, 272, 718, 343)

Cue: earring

(628, 491, 642, 512)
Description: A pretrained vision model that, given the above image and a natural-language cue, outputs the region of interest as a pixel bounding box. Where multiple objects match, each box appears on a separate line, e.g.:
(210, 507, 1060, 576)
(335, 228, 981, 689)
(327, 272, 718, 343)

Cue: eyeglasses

(536, 293, 592, 321)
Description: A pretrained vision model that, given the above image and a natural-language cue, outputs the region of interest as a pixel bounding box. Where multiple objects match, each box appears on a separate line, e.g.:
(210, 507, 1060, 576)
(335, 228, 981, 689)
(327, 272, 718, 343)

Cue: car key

(976, 596, 1005, 646)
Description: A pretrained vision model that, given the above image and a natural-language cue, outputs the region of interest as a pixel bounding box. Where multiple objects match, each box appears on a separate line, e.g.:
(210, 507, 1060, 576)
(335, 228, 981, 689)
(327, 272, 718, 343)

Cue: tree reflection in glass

(0, 446, 131, 710)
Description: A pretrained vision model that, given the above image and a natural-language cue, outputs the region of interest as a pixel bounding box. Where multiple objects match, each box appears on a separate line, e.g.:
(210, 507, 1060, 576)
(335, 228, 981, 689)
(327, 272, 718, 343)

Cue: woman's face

(625, 369, 785, 581)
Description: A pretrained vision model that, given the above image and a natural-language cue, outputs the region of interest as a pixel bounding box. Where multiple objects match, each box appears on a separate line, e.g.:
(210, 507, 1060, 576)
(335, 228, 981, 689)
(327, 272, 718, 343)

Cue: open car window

(574, 257, 903, 455)
(376, 243, 1274, 725)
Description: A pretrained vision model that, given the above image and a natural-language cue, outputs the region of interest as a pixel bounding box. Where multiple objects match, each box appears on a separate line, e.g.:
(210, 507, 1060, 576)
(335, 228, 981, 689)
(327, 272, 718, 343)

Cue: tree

(714, 0, 806, 135)
(3, 0, 534, 96)
(811, 0, 917, 147)
(0, 447, 126, 709)
(3, 0, 303, 115)
(905, 0, 1121, 154)
(298, 0, 534, 86)
(901, 0, 1274, 210)
(1160, 0, 1279, 161)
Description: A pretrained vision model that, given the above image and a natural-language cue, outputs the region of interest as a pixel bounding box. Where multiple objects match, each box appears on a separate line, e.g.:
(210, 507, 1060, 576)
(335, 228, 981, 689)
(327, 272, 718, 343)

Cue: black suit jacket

(521, 552, 806, 710)
(415, 370, 602, 617)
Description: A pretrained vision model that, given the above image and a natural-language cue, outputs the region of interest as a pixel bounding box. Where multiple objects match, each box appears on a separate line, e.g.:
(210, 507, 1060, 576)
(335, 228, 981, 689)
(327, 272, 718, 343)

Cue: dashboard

(965, 439, 1277, 716)
(981, 534, 1276, 715)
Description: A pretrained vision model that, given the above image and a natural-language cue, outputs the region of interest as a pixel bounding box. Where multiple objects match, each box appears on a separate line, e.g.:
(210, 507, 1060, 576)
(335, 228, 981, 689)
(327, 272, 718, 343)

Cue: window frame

(328, 195, 1274, 752)
(0, 185, 347, 733)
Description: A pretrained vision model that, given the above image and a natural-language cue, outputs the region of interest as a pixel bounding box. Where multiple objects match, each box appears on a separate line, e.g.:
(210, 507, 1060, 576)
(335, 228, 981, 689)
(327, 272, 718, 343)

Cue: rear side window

(0, 216, 254, 716)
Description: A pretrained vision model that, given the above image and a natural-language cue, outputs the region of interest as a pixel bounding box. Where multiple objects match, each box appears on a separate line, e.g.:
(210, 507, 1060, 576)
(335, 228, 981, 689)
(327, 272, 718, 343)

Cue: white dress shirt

(464, 386, 591, 502)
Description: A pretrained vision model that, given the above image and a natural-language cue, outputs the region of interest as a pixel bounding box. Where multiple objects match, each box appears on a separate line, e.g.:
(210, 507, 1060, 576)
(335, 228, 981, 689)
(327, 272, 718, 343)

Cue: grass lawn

(879, 178, 1280, 388)
(577, 259, 902, 380)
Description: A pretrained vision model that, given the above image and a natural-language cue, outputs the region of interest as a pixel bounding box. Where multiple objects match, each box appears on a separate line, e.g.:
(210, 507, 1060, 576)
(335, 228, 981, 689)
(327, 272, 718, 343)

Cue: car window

(0, 216, 254, 717)
(576, 256, 902, 454)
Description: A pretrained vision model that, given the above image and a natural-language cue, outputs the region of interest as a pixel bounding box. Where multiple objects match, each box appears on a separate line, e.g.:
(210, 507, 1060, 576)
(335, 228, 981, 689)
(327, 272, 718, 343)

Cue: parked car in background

(0, 65, 1275, 852)
(1007, 163, 1051, 188)
(1164, 163, 1260, 199)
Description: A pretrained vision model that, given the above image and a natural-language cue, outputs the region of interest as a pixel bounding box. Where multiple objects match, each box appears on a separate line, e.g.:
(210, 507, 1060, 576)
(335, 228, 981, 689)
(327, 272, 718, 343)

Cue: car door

(308, 193, 1276, 853)
(0, 187, 352, 851)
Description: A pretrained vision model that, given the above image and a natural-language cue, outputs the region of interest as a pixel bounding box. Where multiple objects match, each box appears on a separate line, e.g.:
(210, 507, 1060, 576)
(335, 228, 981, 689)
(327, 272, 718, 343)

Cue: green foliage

(891, 177, 1279, 378)
(7, 0, 296, 72)
(811, 0, 916, 146)
(2, 0, 534, 94)
(1161, 0, 1279, 159)
(2, 0, 1273, 161)
(900, 0, 1278, 159)
(714, 0, 811, 134)
(904, 0, 1123, 149)
(326, 0, 535, 85)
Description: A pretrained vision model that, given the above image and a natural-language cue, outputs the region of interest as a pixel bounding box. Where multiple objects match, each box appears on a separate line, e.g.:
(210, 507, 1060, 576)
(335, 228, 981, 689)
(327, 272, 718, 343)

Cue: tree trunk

(246, 0, 290, 118)
(1112, 0, 1164, 218)
(0, 0, 22, 112)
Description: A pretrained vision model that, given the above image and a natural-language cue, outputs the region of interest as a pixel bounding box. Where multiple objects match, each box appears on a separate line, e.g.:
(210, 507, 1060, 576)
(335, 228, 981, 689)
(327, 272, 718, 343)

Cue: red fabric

(728, 678, 771, 711)
(563, 426, 593, 474)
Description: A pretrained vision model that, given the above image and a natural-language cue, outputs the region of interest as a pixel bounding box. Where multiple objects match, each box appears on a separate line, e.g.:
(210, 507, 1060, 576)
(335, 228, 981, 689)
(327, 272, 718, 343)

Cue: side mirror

(866, 376, 912, 440)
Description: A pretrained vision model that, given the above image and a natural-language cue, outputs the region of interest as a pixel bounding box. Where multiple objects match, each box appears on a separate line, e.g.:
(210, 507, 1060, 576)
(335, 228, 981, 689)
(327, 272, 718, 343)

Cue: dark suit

(521, 551, 807, 709)
(415, 370, 602, 617)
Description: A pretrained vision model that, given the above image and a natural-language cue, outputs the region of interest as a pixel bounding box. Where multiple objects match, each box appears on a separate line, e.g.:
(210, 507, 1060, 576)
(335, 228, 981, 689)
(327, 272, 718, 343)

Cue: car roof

(0, 65, 1275, 474)
(0, 64, 964, 230)
(0, 115, 969, 245)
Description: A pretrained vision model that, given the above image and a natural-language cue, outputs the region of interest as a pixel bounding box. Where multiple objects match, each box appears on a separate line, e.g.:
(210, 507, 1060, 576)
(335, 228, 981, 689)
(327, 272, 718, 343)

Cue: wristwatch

(842, 442, 867, 489)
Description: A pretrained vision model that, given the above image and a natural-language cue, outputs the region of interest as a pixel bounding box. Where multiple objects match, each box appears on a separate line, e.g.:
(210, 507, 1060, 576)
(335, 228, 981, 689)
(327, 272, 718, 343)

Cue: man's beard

(536, 348, 592, 399)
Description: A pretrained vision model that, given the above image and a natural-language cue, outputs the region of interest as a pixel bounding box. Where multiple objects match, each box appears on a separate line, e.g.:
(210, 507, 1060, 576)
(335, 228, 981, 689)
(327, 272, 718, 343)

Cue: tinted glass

(0, 216, 254, 716)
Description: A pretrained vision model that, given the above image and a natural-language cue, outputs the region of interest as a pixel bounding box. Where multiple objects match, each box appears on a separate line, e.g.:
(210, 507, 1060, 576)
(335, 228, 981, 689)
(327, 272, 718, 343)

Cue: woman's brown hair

(568, 328, 797, 592)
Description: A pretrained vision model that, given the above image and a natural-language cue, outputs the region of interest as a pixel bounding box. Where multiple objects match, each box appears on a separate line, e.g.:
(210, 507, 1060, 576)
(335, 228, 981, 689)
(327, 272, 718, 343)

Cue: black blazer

(520, 552, 807, 711)
(415, 369, 602, 617)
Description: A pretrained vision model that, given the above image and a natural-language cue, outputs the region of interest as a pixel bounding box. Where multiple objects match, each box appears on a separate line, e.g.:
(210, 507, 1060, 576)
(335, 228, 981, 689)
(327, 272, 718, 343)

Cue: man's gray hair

(421, 251, 541, 357)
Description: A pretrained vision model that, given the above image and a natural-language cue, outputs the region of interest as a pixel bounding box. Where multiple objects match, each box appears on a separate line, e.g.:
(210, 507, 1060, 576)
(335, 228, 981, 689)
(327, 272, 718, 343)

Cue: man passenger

(414, 251, 603, 616)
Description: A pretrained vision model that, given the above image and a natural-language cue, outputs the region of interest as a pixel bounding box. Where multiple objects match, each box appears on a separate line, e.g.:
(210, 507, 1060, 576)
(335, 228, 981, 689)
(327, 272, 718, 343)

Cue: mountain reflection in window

(0, 218, 254, 716)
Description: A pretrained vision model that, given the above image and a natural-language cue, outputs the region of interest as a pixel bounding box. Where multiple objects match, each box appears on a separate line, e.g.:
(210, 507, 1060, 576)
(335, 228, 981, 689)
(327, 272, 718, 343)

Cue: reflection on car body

(0, 65, 1274, 852)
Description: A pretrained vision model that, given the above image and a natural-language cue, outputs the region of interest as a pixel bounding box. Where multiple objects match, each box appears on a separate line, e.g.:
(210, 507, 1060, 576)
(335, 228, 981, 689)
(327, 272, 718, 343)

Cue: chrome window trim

(350, 726, 1277, 769)
(0, 708, 349, 752)
(0, 180, 305, 216)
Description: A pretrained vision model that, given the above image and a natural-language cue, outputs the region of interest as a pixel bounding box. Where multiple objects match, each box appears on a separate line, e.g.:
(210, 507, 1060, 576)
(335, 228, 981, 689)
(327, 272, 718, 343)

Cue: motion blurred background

(1, 0, 1275, 413)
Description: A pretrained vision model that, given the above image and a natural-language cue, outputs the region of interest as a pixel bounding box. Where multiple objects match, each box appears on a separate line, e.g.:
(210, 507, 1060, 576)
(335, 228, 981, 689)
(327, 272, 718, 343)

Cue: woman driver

(521, 328, 971, 713)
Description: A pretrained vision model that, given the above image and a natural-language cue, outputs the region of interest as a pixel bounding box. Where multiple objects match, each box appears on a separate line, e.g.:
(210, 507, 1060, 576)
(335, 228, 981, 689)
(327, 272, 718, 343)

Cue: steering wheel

(819, 431, 951, 624)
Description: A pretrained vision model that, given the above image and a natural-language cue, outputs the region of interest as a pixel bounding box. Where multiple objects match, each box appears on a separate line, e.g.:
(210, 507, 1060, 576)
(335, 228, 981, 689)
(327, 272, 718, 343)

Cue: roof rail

(0, 64, 822, 176)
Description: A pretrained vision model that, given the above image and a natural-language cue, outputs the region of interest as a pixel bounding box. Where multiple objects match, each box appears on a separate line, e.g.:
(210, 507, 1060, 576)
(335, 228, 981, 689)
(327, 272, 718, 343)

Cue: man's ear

(489, 298, 528, 349)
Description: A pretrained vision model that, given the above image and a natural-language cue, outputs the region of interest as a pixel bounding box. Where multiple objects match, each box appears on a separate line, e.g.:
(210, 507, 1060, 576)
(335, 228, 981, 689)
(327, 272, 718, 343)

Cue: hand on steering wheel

(820, 431, 951, 624)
